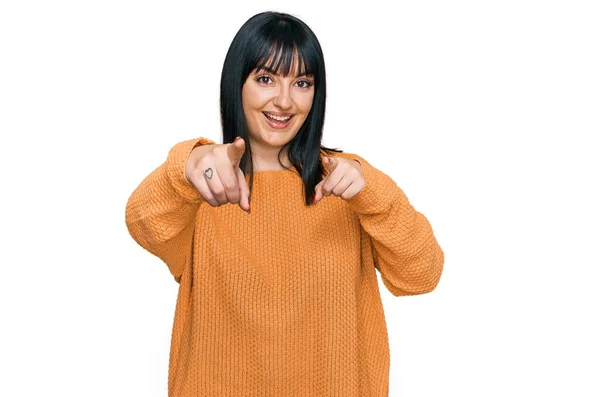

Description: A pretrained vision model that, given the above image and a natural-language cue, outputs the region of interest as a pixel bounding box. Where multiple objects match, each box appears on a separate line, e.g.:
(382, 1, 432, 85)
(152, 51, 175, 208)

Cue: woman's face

(241, 60, 315, 148)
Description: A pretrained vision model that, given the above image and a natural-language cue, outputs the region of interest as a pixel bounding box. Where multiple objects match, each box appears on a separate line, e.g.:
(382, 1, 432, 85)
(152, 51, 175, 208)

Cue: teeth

(265, 112, 292, 122)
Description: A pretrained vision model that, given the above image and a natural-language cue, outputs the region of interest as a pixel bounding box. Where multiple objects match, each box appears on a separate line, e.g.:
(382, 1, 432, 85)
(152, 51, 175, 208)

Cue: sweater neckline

(252, 168, 300, 177)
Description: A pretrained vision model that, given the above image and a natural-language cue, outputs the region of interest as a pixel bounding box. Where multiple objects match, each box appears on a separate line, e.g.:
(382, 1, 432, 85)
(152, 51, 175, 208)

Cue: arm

(340, 152, 445, 296)
(124, 137, 216, 283)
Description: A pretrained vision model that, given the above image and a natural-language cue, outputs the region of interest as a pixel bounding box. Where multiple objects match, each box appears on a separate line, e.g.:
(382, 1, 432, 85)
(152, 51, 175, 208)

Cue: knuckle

(228, 192, 240, 204)
(212, 186, 224, 196)
(214, 196, 227, 205)
(223, 178, 237, 191)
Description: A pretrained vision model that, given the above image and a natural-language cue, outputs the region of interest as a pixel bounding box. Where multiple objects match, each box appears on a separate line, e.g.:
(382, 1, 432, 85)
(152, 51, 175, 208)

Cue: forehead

(253, 47, 313, 77)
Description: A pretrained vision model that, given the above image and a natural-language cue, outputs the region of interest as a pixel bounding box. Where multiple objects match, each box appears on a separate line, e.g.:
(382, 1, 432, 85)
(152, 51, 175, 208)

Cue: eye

(297, 80, 314, 89)
(254, 74, 271, 84)
(254, 74, 314, 89)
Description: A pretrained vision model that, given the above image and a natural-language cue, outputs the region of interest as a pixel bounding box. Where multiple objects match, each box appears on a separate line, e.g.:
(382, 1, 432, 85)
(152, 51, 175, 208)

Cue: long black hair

(220, 11, 342, 206)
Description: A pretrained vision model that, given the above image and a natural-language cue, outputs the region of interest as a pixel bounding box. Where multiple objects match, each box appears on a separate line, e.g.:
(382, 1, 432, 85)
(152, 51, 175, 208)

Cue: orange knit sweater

(125, 137, 444, 397)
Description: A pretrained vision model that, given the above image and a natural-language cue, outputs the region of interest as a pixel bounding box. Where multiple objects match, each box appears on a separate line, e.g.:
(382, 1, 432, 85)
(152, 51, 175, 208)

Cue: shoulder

(328, 150, 369, 168)
(320, 148, 365, 163)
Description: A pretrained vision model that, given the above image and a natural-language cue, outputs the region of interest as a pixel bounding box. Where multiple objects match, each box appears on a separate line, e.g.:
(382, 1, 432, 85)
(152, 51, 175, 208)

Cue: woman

(125, 10, 444, 397)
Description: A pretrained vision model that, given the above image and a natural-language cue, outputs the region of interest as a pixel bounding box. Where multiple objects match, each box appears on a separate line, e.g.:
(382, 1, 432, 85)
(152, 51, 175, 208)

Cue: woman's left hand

(314, 156, 365, 204)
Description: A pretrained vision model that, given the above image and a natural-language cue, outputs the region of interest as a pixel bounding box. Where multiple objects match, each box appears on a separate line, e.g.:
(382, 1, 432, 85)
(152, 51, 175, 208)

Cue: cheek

(241, 83, 261, 110)
(298, 94, 315, 115)
(244, 91, 270, 111)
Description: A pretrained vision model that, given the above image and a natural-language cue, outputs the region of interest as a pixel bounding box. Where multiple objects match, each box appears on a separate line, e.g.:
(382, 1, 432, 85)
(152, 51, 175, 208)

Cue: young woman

(125, 10, 444, 397)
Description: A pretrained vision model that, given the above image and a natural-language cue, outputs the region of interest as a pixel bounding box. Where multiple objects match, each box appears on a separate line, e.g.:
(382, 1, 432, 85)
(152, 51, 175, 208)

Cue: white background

(1, 1, 599, 396)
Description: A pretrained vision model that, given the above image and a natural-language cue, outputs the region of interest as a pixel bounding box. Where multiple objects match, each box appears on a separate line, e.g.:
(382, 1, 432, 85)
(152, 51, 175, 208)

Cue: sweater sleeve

(334, 151, 445, 296)
(125, 136, 216, 283)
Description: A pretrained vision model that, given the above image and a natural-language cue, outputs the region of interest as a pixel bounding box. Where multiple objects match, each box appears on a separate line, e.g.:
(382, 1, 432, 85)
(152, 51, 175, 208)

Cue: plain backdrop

(1, 1, 599, 396)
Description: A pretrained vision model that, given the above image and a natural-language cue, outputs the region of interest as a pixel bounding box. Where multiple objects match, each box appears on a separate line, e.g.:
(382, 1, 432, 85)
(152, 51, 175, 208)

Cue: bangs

(252, 42, 316, 78)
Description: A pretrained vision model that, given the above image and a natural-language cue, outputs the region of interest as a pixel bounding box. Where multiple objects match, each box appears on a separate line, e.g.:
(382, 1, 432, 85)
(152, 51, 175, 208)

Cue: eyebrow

(256, 65, 314, 78)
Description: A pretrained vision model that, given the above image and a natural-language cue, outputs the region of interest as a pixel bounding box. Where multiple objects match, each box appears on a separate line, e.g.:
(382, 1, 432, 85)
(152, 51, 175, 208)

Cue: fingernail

(234, 136, 242, 142)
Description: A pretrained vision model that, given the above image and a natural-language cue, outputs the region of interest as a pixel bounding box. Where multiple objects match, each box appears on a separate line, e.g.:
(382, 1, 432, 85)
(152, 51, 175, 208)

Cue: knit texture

(125, 137, 444, 397)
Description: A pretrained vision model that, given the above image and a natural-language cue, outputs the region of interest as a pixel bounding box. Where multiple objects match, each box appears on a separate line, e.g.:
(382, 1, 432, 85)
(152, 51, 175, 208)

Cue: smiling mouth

(262, 112, 294, 122)
(262, 112, 295, 128)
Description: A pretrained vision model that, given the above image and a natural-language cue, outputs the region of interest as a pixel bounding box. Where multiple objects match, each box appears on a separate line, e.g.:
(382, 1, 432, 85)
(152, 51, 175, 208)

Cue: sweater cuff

(342, 154, 399, 214)
(166, 136, 216, 203)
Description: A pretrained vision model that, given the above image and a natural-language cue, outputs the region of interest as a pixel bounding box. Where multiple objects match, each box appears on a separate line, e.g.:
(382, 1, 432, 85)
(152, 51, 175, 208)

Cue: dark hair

(219, 11, 342, 206)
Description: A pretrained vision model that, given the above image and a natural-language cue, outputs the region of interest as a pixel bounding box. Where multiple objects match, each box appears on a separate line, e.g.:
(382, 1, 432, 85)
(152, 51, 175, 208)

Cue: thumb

(322, 155, 336, 173)
(228, 137, 246, 168)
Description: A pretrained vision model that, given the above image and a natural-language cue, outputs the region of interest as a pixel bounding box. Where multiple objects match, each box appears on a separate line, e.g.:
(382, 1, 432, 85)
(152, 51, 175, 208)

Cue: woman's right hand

(185, 137, 250, 213)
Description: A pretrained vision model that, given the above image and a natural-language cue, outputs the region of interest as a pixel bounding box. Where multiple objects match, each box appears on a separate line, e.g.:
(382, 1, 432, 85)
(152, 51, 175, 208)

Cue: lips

(262, 112, 294, 128)
(262, 112, 294, 121)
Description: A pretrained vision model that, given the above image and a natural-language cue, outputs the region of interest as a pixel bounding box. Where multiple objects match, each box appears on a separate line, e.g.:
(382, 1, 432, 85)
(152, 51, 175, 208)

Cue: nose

(273, 85, 292, 109)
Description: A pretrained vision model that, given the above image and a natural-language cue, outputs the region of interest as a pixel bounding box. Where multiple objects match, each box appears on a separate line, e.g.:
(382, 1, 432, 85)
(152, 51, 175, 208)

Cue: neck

(250, 142, 292, 172)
